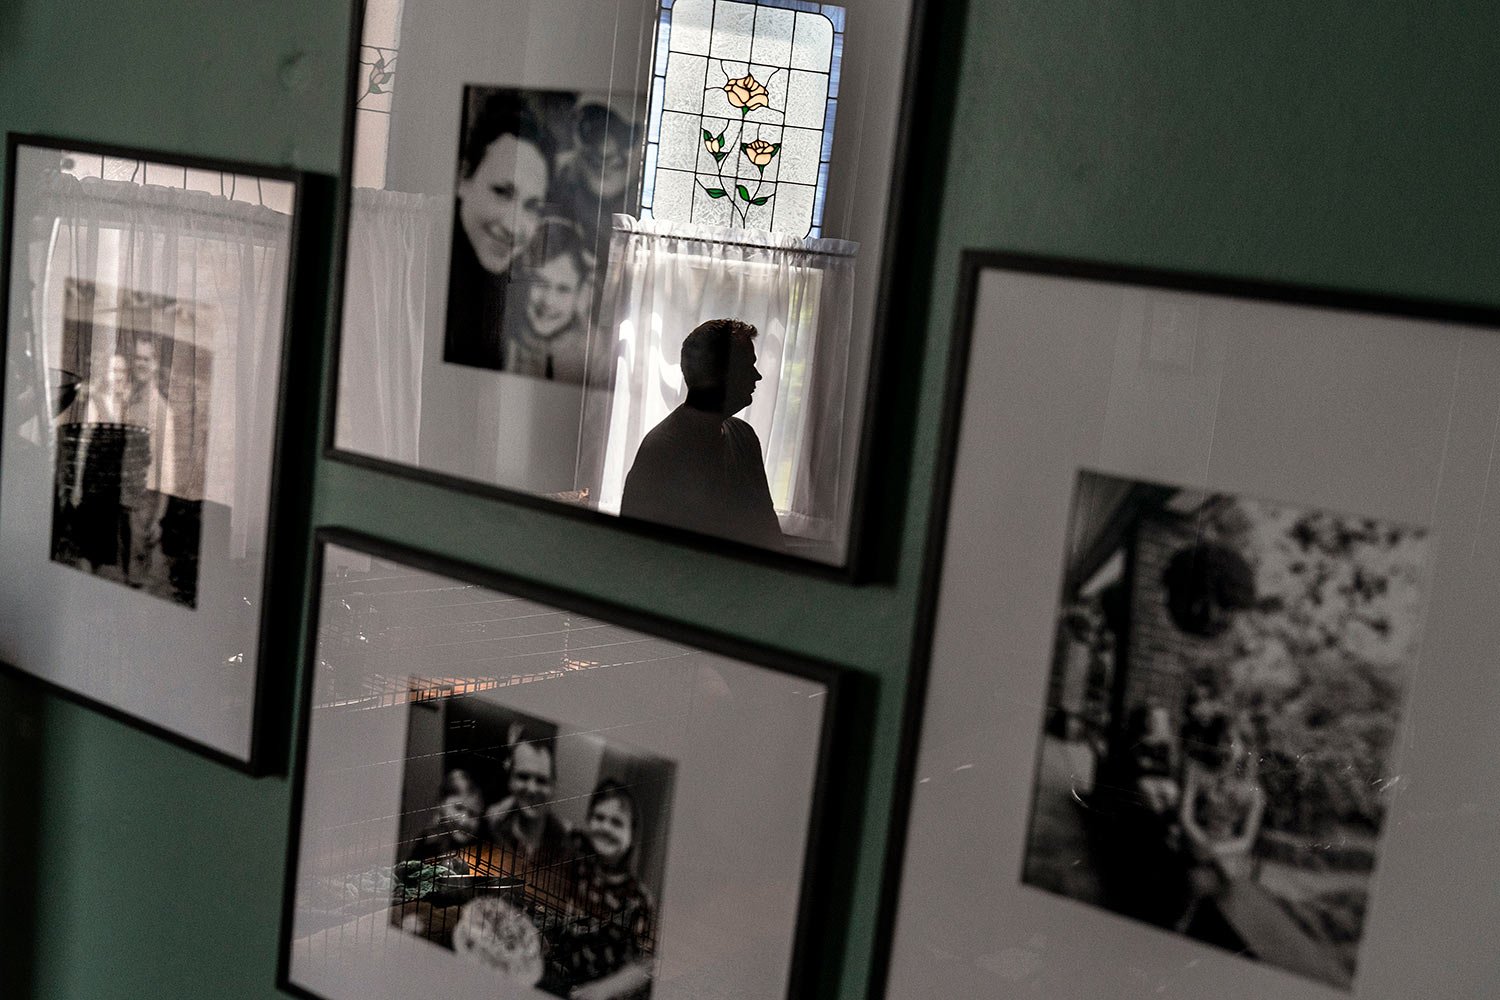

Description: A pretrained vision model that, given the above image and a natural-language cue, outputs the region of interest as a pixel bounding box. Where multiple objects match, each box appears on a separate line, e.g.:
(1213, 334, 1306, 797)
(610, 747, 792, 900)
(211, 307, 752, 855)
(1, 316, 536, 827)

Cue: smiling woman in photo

(542, 779, 658, 1000)
(443, 91, 554, 371)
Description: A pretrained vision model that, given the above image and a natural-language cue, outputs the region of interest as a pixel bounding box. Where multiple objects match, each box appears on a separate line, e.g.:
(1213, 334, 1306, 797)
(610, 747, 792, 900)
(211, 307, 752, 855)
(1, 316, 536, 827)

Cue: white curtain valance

(27, 168, 294, 558)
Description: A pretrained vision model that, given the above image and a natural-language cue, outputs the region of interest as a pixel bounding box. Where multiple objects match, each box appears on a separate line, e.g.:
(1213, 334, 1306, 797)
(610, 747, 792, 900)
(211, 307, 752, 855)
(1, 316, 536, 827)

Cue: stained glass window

(641, 0, 845, 238)
(351, 0, 406, 189)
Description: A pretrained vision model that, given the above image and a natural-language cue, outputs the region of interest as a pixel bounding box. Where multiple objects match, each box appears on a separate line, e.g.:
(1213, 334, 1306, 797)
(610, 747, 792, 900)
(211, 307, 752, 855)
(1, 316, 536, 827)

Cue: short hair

(506, 729, 557, 781)
(460, 90, 552, 179)
(122, 335, 157, 358)
(575, 103, 630, 151)
(588, 779, 639, 847)
(680, 319, 757, 391)
(439, 768, 477, 797)
(588, 778, 636, 820)
(521, 218, 593, 279)
(438, 768, 483, 810)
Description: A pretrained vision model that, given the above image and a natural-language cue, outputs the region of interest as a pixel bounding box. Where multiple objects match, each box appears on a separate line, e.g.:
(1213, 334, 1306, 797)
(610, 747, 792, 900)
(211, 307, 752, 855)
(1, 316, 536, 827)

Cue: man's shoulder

(635, 408, 697, 453)
(722, 416, 765, 453)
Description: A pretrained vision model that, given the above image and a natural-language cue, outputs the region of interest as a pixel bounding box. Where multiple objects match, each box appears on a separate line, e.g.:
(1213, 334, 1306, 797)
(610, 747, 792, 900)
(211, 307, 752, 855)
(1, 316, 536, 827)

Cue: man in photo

(443, 89, 553, 370)
(620, 318, 785, 551)
(549, 102, 635, 263)
(482, 731, 575, 877)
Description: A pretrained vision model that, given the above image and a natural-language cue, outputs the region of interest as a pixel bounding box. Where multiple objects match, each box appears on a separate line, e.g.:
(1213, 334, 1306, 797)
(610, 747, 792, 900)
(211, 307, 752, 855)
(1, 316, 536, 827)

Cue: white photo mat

(883, 258, 1500, 999)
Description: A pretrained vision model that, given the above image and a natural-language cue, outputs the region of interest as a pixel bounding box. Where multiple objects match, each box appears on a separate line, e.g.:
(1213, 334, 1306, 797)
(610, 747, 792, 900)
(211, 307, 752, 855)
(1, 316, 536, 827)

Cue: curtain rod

(612, 225, 859, 259)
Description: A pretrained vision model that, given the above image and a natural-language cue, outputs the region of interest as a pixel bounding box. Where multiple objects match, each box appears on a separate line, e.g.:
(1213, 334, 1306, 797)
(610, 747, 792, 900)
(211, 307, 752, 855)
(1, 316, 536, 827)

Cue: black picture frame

(867, 248, 1500, 1000)
(277, 525, 853, 1000)
(0, 132, 322, 776)
(318, 0, 951, 582)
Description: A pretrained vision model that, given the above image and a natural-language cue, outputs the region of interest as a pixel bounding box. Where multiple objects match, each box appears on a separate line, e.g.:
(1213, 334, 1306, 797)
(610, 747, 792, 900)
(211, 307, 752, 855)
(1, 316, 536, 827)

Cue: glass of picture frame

(0, 133, 305, 773)
(280, 529, 845, 1000)
(877, 252, 1500, 999)
(325, 0, 939, 574)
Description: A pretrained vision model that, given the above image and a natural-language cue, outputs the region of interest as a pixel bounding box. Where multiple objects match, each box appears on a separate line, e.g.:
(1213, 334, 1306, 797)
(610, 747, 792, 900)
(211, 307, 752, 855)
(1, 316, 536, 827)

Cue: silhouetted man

(620, 318, 785, 551)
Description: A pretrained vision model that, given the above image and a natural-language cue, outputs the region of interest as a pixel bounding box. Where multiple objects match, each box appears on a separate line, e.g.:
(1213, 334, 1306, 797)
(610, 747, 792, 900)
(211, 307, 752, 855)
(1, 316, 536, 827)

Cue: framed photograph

(0, 134, 305, 773)
(280, 528, 844, 1000)
(877, 252, 1500, 999)
(325, 0, 944, 574)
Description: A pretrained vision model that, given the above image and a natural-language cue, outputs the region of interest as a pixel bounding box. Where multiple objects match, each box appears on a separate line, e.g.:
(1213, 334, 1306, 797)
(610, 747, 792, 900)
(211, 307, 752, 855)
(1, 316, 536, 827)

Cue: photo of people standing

(1021, 470, 1430, 989)
(442, 86, 639, 385)
(395, 696, 674, 999)
(48, 280, 211, 608)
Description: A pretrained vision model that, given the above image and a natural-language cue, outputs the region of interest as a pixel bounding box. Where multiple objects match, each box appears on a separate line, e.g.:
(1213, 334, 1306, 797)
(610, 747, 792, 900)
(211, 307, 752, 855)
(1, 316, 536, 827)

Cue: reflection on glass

(333, 0, 875, 565)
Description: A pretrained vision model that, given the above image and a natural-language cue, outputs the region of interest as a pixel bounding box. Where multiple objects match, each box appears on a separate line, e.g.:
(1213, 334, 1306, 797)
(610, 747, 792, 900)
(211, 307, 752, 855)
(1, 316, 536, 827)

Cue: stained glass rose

(724, 74, 770, 114)
(742, 139, 778, 168)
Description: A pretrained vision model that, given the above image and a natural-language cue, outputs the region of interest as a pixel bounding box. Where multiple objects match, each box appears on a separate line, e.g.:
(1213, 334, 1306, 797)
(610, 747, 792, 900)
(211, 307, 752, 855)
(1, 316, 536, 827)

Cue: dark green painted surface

(2, 2, 1498, 998)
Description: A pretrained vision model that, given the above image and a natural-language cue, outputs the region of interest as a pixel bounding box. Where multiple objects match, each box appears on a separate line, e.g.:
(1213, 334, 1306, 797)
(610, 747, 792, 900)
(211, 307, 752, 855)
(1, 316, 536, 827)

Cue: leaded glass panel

(642, 0, 845, 237)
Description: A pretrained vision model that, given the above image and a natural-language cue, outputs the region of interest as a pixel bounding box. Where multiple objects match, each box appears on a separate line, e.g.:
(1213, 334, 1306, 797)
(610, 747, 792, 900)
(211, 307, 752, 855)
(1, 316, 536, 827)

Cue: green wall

(2, 2, 1497, 998)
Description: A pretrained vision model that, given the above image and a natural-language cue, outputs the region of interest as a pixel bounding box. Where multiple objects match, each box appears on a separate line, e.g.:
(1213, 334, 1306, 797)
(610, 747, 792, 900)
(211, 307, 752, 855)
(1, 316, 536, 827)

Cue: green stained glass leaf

(751, 196, 771, 205)
(736, 184, 751, 202)
(705, 188, 727, 198)
(368, 83, 385, 94)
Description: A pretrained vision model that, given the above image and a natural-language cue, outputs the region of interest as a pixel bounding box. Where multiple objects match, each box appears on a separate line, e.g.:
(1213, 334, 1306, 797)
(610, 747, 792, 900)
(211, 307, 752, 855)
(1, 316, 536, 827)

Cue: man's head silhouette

(680, 318, 762, 415)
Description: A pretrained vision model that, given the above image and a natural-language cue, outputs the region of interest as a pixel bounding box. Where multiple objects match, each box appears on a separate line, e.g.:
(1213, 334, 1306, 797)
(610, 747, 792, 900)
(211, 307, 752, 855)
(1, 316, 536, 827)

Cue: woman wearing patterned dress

(541, 780, 657, 1000)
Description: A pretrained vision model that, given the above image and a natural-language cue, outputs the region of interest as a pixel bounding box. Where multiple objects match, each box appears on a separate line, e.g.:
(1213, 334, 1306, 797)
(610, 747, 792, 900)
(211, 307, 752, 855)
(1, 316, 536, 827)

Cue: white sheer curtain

(334, 188, 441, 463)
(584, 215, 859, 545)
(29, 169, 293, 558)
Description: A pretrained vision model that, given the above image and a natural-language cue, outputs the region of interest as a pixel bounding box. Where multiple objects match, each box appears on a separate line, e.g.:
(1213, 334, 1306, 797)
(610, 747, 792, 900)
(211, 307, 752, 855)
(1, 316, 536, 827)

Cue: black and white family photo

(1021, 470, 1430, 989)
(393, 695, 674, 999)
(443, 86, 639, 384)
(48, 279, 211, 608)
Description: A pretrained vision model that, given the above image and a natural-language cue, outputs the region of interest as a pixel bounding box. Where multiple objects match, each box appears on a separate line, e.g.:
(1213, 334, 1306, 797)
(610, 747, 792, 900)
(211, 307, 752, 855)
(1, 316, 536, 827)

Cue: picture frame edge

(865, 244, 1500, 1000)
(0, 129, 312, 776)
(277, 523, 854, 1000)
(323, 0, 953, 581)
